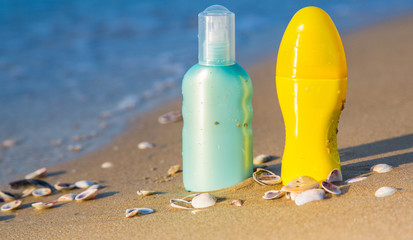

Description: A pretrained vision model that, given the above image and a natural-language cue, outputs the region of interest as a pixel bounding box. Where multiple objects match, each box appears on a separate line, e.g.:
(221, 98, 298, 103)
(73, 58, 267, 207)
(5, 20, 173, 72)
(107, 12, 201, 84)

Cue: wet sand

(2, 15, 413, 239)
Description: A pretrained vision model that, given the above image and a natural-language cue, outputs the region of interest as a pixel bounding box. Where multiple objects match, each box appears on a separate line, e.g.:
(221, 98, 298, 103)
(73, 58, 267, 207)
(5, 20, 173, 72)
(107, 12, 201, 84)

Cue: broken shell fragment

(191, 193, 216, 209)
(375, 186, 396, 197)
(68, 144, 83, 152)
(57, 193, 76, 202)
(101, 162, 114, 169)
(137, 190, 155, 196)
(170, 199, 193, 210)
(158, 111, 183, 124)
(25, 168, 47, 179)
(230, 199, 243, 207)
(281, 176, 319, 192)
(54, 183, 76, 191)
(253, 154, 272, 165)
(295, 189, 325, 206)
(0, 191, 18, 202)
(125, 208, 154, 218)
(75, 188, 98, 201)
(253, 168, 282, 185)
(321, 181, 341, 195)
(21, 188, 36, 198)
(32, 201, 57, 210)
(1, 200, 22, 212)
(138, 142, 155, 150)
(371, 164, 392, 173)
(74, 180, 95, 189)
(167, 165, 181, 175)
(326, 168, 343, 183)
(32, 188, 52, 197)
(262, 190, 284, 200)
(345, 177, 367, 184)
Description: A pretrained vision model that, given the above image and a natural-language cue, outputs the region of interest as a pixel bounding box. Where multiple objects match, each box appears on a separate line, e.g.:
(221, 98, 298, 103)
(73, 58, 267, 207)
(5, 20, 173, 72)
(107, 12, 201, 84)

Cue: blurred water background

(1, 0, 413, 181)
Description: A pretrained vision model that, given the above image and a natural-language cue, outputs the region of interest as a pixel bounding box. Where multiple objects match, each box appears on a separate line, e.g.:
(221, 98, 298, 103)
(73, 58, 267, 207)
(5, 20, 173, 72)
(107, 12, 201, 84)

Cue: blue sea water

(1, 0, 413, 181)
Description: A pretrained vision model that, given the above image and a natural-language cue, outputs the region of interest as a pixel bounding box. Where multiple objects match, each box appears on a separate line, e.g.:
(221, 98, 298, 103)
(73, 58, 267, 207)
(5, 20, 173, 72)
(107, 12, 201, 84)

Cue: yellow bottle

(276, 6, 347, 184)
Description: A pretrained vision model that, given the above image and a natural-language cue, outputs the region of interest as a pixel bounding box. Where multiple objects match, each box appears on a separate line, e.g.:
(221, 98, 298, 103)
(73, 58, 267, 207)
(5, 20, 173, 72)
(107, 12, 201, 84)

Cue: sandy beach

(2, 14, 413, 239)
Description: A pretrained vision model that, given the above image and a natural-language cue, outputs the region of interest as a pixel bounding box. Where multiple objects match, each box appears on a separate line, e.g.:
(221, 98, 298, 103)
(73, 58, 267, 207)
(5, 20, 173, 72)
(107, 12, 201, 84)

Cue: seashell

(21, 188, 36, 198)
(262, 190, 284, 200)
(285, 192, 291, 200)
(326, 168, 343, 183)
(158, 111, 183, 124)
(191, 210, 205, 215)
(87, 184, 103, 190)
(101, 162, 114, 169)
(170, 199, 193, 210)
(375, 186, 396, 197)
(9, 179, 54, 190)
(191, 193, 216, 209)
(2, 139, 17, 148)
(32, 188, 52, 197)
(57, 193, 76, 202)
(0, 191, 18, 202)
(295, 189, 325, 206)
(345, 177, 367, 184)
(138, 142, 155, 150)
(137, 190, 155, 196)
(25, 167, 47, 179)
(321, 181, 341, 195)
(50, 139, 63, 146)
(371, 164, 392, 173)
(167, 165, 181, 175)
(125, 208, 154, 218)
(281, 176, 319, 192)
(54, 183, 75, 191)
(75, 188, 98, 201)
(253, 168, 282, 185)
(32, 201, 57, 210)
(230, 199, 243, 207)
(1, 200, 22, 212)
(253, 154, 272, 165)
(289, 191, 302, 201)
(68, 144, 83, 152)
(74, 180, 95, 189)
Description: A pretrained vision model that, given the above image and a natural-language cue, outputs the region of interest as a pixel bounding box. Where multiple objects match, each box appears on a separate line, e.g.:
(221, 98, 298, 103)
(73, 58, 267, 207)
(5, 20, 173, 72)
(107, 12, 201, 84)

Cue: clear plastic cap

(198, 5, 235, 66)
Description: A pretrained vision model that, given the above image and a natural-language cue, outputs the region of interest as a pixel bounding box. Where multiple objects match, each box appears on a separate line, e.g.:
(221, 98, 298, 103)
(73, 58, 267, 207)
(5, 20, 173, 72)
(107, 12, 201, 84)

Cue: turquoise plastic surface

(182, 63, 253, 192)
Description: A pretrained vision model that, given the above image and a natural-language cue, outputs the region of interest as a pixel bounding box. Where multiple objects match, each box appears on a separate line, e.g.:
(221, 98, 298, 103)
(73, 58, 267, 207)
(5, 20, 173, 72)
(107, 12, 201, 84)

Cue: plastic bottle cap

(198, 5, 235, 66)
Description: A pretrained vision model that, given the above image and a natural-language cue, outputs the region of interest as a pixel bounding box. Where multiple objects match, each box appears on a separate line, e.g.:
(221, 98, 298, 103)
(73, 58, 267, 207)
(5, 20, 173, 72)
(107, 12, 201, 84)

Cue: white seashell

(326, 168, 343, 183)
(32, 201, 57, 210)
(191, 210, 205, 214)
(170, 199, 193, 210)
(0, 191, 17, 202)
(1, 200, 22, 212)
(158, 111, 182, 124)
(375, 186, 396, 197)
(253, 168, 282, 185)
(191, 193, 216, 209)
(253, 154, 272, 165)
(51, 139, 63, 146)
(345, 177, 367, 184)
(167, 165, 181, 175)
(281, 176, 319, 192)
(138, 142, 155, 150)
(230, 199, 243, 207)
(21, 188, 35, 198)
(25, 168, 47, 179)
(2, 139, 17, 148)
(54, 183, 75, 191)
(289, 191, 302, 201)
(295, 189, 325, 206)
(101, 162, 114, 169)
(262, 190, 284, 200)
(32, 188, 52, 197)
(74, 180, 95, 189)
(321, 181, 341, 195)
(87, 184, 103, 190)
(371, 164, 392, 173)
(68, 144, 83, 152)
(137, 190, 155, 196)
(125, 208, 154, 218)
(57, 193, 76, 202)
(75, 188, 98, 201)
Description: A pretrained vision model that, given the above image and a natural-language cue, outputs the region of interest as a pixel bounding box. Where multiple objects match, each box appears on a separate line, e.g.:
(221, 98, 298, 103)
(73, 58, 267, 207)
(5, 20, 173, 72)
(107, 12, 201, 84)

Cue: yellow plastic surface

(276, 6, 348, 184)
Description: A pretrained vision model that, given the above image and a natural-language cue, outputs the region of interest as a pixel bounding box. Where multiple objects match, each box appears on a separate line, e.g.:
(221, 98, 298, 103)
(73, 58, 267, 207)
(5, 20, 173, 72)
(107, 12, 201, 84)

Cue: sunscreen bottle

(276, 7, 347, 184)
(182, 5, 253, 192)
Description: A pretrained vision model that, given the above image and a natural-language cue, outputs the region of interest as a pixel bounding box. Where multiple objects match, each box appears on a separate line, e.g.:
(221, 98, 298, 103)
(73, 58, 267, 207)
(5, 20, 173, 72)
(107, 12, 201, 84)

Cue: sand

(2, 15, 413, 240)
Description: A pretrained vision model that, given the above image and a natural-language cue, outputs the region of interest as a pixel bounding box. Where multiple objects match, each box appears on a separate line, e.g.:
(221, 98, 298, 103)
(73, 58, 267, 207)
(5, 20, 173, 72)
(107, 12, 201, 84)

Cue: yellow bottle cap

(276, 6, 347, 79)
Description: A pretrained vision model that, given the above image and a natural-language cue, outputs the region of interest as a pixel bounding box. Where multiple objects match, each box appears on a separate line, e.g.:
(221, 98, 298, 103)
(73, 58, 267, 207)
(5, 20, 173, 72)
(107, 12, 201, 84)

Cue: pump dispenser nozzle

(198, 5, 235, 66)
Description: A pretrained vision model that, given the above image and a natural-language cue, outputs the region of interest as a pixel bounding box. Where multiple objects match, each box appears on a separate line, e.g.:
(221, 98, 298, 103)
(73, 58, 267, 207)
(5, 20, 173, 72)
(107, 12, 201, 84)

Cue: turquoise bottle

(182, 5, 253, 192)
